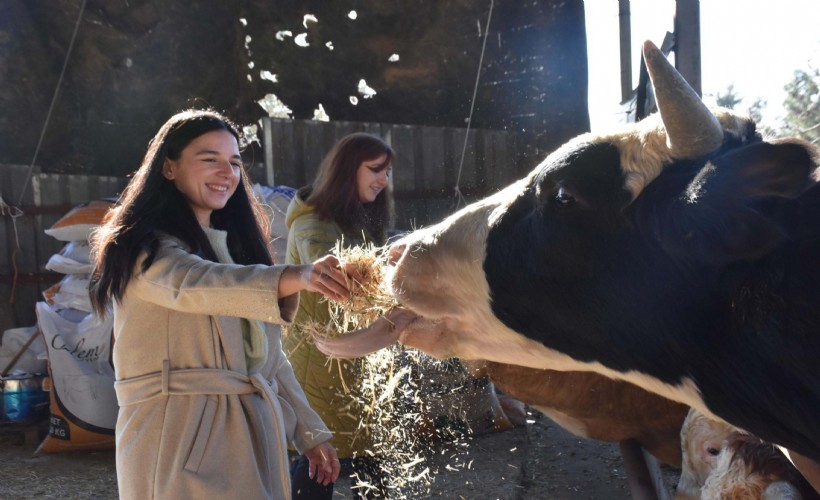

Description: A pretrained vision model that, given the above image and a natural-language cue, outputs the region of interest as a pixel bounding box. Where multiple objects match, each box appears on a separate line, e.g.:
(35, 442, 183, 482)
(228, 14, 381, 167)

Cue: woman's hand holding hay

(311, 242, 418, 357)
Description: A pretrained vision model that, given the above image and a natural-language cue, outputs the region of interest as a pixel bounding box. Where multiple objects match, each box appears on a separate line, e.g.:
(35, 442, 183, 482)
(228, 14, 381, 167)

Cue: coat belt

(114, 359, 278, 408)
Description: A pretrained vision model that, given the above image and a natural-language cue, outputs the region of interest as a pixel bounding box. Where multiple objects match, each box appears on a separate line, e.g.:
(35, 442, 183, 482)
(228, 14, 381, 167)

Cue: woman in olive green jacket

(285, 133, 414, 499)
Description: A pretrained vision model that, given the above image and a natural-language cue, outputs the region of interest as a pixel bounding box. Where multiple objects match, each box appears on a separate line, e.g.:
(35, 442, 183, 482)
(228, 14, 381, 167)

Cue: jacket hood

(285, 186, 314, 230)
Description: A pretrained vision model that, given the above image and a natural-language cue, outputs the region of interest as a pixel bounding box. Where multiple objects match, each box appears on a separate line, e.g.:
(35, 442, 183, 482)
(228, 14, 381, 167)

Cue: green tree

(747, 97, 778, 137)
(716, 84, 743, 109)
(747, 97, 767, 123)
(781, 68, 820, 144)
(713, 85, 777, 136)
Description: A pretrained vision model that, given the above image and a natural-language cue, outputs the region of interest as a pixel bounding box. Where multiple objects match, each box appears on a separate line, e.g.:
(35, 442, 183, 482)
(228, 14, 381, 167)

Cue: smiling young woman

(88, 109, 350, 499)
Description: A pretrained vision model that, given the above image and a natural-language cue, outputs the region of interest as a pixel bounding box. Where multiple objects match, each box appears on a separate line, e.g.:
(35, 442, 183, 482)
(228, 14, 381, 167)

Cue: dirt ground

(0, 410, 682, 499)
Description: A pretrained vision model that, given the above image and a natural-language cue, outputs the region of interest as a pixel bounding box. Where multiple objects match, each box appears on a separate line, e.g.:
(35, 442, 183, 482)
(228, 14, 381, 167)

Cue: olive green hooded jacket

(283, 188, 373, 459)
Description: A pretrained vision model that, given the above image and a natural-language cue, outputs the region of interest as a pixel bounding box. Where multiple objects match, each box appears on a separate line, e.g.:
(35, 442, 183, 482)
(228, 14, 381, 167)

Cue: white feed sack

(43, 200, 114, 242)
(35, 302, 117, 432)
(45, 240, 93, 275)
(48, 274, 93, 313)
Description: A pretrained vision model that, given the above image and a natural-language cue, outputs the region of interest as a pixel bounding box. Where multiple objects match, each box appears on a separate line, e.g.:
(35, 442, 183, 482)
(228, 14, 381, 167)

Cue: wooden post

(261, 117, 275, 186)
(674, 0, 702, 96)
(619, 0, 633, 104)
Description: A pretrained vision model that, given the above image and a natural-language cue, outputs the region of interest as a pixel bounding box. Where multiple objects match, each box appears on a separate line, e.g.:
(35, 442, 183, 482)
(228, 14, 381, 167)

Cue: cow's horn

(643, 40, 723, 158)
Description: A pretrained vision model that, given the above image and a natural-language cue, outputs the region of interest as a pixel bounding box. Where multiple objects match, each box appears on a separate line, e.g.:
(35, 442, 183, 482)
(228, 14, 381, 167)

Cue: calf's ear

(662, 141, 818, 265)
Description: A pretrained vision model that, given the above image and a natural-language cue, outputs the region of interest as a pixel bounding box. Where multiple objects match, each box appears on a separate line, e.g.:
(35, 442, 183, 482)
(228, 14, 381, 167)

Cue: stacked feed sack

(252, 184, 295, 263)
(35, 200, 118, 453)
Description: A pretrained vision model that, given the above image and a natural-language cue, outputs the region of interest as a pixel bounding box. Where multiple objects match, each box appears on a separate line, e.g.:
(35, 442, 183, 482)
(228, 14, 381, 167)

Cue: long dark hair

(89, 109, 272, 316)
(306, 132, 395, 243)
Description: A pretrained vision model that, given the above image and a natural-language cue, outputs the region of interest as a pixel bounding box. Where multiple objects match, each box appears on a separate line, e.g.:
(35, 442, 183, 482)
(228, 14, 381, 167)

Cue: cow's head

(385, 41, 818, 379)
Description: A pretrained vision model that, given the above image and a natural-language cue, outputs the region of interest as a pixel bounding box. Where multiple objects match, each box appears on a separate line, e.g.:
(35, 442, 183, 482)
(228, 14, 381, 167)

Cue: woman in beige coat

(90, 109, 346, 499)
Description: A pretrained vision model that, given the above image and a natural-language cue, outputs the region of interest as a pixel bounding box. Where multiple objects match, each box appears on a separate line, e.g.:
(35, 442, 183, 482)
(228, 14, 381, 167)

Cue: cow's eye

(706, 447, 720, 456)
(555, 186, 576, 207)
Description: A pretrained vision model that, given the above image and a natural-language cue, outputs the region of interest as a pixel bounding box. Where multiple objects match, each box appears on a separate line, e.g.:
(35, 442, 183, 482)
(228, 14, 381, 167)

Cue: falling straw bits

(299, 239, 476, 497)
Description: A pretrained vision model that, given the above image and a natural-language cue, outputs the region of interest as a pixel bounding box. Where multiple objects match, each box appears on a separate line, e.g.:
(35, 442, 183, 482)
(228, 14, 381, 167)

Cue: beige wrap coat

(113, 228, 331, 499)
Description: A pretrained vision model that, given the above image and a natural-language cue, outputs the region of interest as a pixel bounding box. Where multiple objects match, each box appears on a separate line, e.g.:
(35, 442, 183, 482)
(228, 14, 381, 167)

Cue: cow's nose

(387, 243, 406, 265)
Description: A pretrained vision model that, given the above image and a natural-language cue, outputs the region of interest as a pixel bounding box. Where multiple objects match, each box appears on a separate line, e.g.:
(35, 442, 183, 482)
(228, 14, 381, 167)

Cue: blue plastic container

(0, 373, 49, 424)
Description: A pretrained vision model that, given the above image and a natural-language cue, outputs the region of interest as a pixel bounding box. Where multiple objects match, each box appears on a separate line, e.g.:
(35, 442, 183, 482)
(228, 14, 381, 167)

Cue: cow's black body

(484, 134, 820, 461)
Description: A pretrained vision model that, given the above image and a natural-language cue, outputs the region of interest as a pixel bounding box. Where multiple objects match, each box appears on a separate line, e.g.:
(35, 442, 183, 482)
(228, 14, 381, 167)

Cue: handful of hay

(304, 240, 399, 344)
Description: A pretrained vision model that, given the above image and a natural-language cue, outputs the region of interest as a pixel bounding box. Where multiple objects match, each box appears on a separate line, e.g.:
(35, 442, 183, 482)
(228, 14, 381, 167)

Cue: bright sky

(585, 0, 820, 131)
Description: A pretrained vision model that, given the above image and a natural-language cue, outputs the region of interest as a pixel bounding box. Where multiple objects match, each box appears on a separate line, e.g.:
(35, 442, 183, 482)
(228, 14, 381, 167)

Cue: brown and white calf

(677, 409, 817, 499)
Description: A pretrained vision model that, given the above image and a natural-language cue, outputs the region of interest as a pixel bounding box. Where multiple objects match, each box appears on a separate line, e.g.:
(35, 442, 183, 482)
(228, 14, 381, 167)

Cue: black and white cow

(382, 41, 820, 489)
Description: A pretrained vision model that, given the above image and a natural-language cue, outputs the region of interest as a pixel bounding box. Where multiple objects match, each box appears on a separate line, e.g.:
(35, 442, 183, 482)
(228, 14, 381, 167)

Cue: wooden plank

(448, 127, 479, 195)
(426, 197, 454, 227)
(274, 119, 297, 188)
(301, 121, 325, 186)
(389, 125, 415, 195)
(488, 129, 515, 189)
(474, 129, 488, 193)
(334, 120, 361, 141)
(0, 164, 40, 205)
(7, 165, 36, 207)
(291, 121, 307, 187)
(393, 199, 425, 232)
(66, 173, 91, 204)
(421, 127, 446, 192)
(267, 121, 283, 187)
(261, 116, 274, 186)
(320, 122, 338, 168)
(99, 176, 126, 201)
(361, 121, 385, 138)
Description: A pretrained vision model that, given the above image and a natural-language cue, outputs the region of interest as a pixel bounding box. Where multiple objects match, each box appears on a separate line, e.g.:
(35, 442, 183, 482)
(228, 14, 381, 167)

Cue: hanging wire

(4, 0, 87, 305)
(1, 195, 25, 304)
(16, 0, 87, 207)
(453, 0, 494, 210)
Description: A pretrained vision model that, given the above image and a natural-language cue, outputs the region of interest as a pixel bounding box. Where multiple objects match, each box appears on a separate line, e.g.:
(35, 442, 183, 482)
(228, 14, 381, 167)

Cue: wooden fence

(1, 119, 523, 332)
(256, 118, 523, 228)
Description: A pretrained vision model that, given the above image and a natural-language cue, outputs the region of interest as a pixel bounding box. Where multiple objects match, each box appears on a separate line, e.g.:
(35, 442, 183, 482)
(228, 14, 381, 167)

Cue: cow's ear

(659, 141, 818, 265)
(690, 140, 816, 201)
